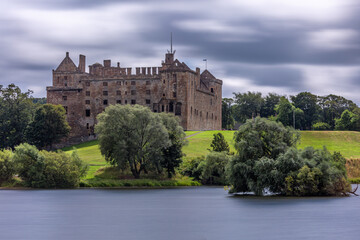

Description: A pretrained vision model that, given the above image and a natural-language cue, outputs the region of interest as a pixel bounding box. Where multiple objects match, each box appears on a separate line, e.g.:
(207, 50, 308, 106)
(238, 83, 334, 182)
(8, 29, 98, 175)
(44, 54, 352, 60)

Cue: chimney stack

(78, 54, 86, 72)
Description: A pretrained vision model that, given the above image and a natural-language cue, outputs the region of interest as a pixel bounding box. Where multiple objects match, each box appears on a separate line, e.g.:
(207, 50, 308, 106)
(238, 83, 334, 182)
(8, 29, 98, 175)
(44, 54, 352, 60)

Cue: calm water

(0, 187, 359, 240)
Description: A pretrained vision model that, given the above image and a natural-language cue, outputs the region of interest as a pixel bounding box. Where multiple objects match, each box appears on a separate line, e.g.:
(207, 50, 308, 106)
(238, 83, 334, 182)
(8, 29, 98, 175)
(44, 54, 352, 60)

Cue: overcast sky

(1, 0, 360, 103)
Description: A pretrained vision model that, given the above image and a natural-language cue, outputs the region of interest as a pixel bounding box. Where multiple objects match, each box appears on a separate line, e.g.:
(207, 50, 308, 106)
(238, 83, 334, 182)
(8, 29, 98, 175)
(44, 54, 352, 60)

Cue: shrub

(210, 133, 230, 153)
(312, 122, 331, 130)
(181, 156, 205, 181)
(0, 149, 16, 183)
(13, 143, 88, 188)
(201, 151, 230, 185)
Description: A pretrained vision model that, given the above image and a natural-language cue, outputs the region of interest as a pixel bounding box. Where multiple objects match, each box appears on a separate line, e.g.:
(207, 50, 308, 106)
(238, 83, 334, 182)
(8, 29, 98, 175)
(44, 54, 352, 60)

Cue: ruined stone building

(47, 50, 222, 141)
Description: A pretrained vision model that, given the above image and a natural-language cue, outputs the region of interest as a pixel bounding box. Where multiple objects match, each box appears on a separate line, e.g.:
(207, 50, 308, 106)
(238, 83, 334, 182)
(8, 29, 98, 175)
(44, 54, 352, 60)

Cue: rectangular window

(125, 100, 128, 104)
(86, 91, 90, 96)
(86, 123, 89, 129)
(116, 100, 121, 104)
(173, 74, 177, 81)
(146, 99, 150, 104)
(131, 100, 136, 104)
(85, 109, 90, 117)
(131, 81, 136, 85)
(173, 92, 176, 98)
(116, 90, 121, 95)
(125, 91, 127, 95)
(63, 106, 68, 114)
(146, 90, 150, 95)
(103, 82, 108, 86)
(103, 100, 108, 105)
(62, 96, 67, 101)
(131, 90, 136, 95)
(146, 81, 150, 85)
(103, 91, 108, 96)
(64, 76, 68, 80)
(211, 88, 214, 93)
(85, 100, 90, 104)
(85, 82, 90, 86)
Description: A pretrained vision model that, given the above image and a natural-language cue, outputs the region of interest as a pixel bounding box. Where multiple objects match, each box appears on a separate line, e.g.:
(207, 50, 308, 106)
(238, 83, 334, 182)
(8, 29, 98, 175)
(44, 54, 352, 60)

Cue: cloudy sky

(1, 0, 360, 102)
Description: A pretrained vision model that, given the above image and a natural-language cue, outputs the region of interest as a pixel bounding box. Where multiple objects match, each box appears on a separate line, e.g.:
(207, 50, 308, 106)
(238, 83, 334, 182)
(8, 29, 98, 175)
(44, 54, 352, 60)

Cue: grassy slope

(63, 131, 360, 179)
(298, 131, 360, 159)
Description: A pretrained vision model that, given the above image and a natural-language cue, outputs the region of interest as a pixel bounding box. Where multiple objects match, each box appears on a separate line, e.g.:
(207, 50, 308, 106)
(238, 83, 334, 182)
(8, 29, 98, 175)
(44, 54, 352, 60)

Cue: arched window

(175, 102, 182, 116)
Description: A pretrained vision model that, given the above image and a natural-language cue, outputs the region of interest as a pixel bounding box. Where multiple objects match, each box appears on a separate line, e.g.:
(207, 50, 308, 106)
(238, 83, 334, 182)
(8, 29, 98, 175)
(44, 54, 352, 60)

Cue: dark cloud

(1, 0, 360, 103)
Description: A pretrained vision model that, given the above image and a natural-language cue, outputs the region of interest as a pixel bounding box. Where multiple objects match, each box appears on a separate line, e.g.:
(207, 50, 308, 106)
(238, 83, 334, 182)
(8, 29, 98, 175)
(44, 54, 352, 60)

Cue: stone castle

(47, 50, 222, 141)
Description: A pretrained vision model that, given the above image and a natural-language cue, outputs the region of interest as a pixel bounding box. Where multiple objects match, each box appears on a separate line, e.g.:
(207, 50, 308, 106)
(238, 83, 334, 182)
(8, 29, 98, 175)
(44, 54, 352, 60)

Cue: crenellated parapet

(89, 59, 161, 77)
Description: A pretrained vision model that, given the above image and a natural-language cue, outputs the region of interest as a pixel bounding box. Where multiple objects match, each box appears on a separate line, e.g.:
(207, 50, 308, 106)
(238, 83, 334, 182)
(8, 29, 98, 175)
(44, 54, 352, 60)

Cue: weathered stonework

(47, 51, 222, 141)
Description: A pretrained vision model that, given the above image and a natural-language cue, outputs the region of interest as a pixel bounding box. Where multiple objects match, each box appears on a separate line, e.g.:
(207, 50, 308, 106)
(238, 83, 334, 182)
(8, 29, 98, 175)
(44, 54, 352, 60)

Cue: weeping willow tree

(227, 117, 351, 196)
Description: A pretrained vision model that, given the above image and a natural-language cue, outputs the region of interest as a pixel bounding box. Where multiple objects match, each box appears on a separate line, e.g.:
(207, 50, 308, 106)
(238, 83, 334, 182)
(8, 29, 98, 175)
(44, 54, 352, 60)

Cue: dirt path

(185, 131, 203, 138)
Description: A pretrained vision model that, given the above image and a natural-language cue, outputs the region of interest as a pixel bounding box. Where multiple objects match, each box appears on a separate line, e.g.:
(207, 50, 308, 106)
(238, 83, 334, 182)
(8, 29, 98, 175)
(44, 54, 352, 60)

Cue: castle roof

(200, 69, 217, 90)
(55, 52, 78, 72)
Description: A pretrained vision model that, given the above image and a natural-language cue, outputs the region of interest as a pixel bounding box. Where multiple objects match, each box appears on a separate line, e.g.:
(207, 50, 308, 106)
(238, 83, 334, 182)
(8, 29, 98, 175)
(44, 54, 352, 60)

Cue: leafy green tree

(312, 122, 331, 130)
(210, 133, 230, 153)
(32, 98, 47, 104)
(227, 117, 299, 194)
(0, 149, 16, 183)
(13, 143, 88, 188)
(260, 93, 281, 118)
(222, 98, 235, 129)
(233, 91, 264, 123)
(0, 84, 34, 149)
(181, 156, 205, 181)
(158, 113, 187, 178)
(201, 151, 229, 185)
(25, 104, 70, 149)
(275, 96, 304, 129)
(318, 94, 358, 129)
(95, 105, 170, 178)
(335, 110, 358, 130)
(291, 92, 320, 129)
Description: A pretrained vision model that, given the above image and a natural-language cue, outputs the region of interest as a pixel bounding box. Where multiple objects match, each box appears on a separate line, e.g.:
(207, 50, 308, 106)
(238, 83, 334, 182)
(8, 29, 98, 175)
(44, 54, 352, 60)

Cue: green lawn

(298, 131, 360, 159)
(183, 131, 236, 159)
(63, 130, 360, 179)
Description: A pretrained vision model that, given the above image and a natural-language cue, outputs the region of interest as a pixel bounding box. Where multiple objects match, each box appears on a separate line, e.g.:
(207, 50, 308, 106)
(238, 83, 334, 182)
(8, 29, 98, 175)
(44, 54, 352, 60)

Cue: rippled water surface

(0, 187, 359, 240)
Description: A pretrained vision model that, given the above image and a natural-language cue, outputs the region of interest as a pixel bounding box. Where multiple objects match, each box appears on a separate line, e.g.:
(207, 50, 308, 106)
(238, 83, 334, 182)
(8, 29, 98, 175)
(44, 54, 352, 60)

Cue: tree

(318, 94, 358, 129)
(201, 151, 229, 185)
(13, 143, 88, 188)
(275, 96, 304, 129)
(260, 93, 281, 118)
(25, 104, 70, 149)
(226, 117, 299, 194)
(210, 132, 230, 153)
(226, 118, 350, 196)
(291, 92, 320, 129)
(0, 149, 16, 183)
(222, 98, 235, 129)
(233, 91, 264, 123)
(0, 84, 34, 149)
(335, 110, 358, 130)
(158, 113, 187, 178)
(95, 105, 170, 178)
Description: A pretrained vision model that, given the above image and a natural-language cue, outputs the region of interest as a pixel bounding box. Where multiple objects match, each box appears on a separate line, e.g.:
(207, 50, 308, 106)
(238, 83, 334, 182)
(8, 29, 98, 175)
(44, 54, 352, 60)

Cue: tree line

(0, 84, 69, 150)
(222, 91, 359, 130)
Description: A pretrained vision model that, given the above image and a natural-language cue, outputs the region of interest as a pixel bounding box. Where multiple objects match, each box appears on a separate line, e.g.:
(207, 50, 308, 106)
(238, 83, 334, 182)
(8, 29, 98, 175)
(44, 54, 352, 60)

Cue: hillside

(63, 131, 360, 178)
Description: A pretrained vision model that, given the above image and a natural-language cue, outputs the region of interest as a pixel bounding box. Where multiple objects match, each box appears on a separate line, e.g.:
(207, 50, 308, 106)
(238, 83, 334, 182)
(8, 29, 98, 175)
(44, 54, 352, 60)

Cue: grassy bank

(62, 130, 360, 183)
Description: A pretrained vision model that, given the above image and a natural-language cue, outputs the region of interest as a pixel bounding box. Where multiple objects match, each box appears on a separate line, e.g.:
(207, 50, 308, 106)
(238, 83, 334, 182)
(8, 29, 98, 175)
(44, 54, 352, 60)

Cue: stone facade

(47, 51, 222, 141)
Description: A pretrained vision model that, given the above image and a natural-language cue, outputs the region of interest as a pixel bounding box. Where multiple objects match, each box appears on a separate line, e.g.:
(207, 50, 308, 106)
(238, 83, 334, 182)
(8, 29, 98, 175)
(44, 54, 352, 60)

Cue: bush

(13, 143, 88, 188)
(312, 122, 331, 130)
(201, 151, 230, 185)
(181, 156, 205, 181)
(210, 133, 230, 153)
(0, 149, 16, 183)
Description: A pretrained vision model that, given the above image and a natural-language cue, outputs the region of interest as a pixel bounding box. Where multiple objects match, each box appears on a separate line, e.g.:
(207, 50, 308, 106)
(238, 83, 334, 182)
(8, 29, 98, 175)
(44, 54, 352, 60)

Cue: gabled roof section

(166, 59, 188, 71)
(200, 69, 216, 81)
(55, 52, 78, 72)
